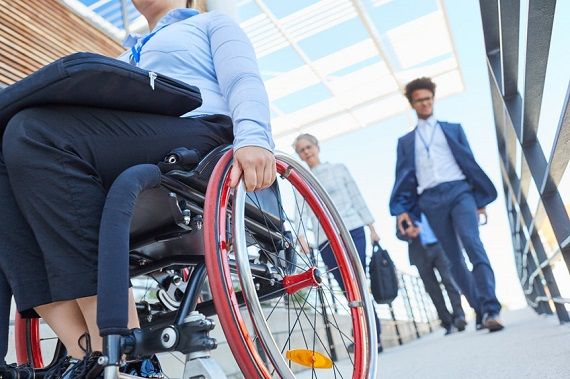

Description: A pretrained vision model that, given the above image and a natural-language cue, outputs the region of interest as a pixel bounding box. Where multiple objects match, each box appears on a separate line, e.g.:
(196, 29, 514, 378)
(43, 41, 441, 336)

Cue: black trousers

(413, 242, 464, 328)
(0, 106, 233, 315)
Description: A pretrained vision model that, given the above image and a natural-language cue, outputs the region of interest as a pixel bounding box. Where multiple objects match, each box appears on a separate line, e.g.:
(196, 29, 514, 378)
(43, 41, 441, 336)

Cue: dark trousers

(419, 180, 501, 315)
(0, 273, 10, 364)
(0, 106, 233, 315)
(413, 241, 464, 328)
(320, 227, 382, 340)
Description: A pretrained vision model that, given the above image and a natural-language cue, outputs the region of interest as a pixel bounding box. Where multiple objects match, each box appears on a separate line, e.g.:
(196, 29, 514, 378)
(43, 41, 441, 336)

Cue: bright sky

(279, 0, 532, 310)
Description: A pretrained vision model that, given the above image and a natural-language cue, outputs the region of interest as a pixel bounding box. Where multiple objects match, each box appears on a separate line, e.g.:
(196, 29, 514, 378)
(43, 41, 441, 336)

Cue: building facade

(0, 0, 123, 86)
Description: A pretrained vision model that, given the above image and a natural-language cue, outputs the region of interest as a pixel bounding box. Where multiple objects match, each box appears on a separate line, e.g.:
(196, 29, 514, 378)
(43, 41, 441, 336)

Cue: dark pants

(0, 273, 10, 364)
(419, 180, 501, 315)
(319, 227, 382, 340)
(413, 241, 464, 328)
(0, 106, 233, 315)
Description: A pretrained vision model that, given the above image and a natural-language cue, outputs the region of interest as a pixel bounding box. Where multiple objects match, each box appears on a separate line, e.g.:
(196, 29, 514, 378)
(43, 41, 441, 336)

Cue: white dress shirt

(414, 115, 465, 194)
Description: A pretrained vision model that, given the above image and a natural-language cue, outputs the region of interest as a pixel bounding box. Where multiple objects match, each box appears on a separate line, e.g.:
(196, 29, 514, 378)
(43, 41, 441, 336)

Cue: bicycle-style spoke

(291, 290, 355, 347)
(207, 153, 373, 378)
(280, 286, 315, 354)
(290, 294, 346, 379)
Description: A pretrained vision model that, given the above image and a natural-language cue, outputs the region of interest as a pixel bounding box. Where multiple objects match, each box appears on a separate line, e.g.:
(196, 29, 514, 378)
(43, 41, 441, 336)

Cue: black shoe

(443, 325, 455, 336)
(46, 333, 104, 379)
(453, 316, 467, 332)
(45, 356, 80, 379)
(0, 363, 35, 379)
(475, 312, 484, 331)
(483, 313, 504, 332)
(121, 355, 164, 378)
(72, 352, 104, 379)
(377, 344, 384, 354)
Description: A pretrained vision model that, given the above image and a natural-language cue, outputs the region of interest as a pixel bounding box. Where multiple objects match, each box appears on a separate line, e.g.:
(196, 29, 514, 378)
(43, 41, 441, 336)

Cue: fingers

(397, 213, 408, 235)
(233, 147, 276, 192)
(229, 160, 243, 188)
(243, 162, 258, 192)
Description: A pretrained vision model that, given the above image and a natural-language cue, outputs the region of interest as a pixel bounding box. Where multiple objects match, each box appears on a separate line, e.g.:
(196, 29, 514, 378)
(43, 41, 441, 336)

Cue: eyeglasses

(411, 96, 434, 105)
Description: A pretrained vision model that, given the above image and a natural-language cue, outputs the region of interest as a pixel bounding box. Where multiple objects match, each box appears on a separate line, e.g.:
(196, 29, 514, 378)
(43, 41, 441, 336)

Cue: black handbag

(369, 242, 399, 304)
(0, 52, 203, 138)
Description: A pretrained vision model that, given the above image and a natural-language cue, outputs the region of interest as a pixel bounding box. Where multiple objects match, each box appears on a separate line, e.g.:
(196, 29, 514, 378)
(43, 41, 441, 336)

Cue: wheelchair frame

(14, 146, 378, 379)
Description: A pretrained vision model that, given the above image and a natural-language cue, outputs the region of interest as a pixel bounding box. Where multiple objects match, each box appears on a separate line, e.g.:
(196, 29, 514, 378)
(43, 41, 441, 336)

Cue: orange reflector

(286, 349, 333, 369)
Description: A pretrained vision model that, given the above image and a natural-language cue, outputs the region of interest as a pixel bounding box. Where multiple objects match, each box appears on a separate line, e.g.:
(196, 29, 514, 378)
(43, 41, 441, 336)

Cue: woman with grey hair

(293, 133, 383, 353)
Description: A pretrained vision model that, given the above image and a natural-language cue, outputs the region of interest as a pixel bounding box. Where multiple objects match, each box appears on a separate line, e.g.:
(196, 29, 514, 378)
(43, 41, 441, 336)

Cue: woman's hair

(292, 133, 319, 152)
(404, 77, 436, 104)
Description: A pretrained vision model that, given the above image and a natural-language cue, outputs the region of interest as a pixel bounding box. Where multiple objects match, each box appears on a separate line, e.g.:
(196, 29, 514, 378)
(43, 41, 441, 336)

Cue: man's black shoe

(453, 317, 467, 332)
(0, 363, 35, 379)
(483, 313, 504, 332)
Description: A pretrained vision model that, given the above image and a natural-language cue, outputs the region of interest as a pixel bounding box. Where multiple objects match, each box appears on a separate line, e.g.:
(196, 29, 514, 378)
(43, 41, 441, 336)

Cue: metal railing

(479, 0, 570, 323)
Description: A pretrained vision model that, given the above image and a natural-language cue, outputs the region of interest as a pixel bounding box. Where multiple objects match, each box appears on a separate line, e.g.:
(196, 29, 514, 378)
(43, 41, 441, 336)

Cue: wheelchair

(13, 145, 378, 379)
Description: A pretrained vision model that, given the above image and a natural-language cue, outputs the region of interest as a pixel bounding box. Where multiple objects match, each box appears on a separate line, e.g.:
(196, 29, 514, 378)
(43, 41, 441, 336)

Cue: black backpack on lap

(0, 52, 202, 135)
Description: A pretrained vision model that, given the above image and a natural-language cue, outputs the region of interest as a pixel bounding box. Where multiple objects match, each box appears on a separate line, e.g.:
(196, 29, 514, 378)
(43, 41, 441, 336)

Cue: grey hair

(292, 133, 319, 152)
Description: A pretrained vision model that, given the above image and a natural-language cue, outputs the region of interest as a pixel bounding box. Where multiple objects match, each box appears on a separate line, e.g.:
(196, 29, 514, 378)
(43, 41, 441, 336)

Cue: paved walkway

(376, 308, 570, 379)
(7, 307, 570, 378)
(296, 308, 570, 379)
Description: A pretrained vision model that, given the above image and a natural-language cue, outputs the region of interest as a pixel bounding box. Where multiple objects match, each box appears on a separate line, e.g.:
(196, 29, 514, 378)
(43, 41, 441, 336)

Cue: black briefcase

(0, 52, 202, 137)
(369, 242, 399, 304)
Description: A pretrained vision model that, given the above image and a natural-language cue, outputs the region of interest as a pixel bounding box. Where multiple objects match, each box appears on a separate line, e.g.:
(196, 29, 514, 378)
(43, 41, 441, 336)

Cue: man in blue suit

(389, 77, 504, 331)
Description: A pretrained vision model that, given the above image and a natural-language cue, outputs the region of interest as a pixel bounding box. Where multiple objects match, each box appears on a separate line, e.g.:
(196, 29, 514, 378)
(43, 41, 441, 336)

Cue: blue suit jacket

(389, 121, 497, 219)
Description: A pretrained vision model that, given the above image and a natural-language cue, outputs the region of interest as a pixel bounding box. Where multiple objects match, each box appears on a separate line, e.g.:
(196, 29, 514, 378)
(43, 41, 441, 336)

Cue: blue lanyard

(130, 25, 168, 65)
(416, 123, 437, 157)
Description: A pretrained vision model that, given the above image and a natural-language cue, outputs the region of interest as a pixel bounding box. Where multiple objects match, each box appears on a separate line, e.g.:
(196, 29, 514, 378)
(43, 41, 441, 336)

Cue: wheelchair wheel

(14, 313, 64, 368)
(204, 151, 377, 378)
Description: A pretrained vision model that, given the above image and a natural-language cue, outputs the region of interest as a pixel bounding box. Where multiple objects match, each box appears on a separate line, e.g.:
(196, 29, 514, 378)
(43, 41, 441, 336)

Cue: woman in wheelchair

(0, 0, 274, 377)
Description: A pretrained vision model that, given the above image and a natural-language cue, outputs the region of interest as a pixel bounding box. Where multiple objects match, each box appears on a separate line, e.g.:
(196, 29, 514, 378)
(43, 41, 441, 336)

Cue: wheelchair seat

(128, 144, 283, 266)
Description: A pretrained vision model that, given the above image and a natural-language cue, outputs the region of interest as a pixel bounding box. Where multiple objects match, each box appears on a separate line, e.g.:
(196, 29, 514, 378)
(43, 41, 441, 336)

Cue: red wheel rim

(14, 314, 44, 368)
(204, 150, 368, 378)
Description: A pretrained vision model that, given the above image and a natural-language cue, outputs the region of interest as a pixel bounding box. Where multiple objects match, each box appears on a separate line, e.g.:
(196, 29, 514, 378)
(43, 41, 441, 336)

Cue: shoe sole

(484, 319, 504, 332)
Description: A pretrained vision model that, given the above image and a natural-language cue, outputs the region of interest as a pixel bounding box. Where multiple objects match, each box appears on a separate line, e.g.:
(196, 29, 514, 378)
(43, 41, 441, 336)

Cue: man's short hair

(404, 77, 436, 104)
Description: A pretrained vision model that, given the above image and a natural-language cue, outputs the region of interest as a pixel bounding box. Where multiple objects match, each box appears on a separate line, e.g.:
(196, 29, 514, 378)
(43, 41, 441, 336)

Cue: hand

(407, 225, 421, 239)
(370, 229, 381, 243)
(230, 146, 276, 192)
(477, 208, 488, 225)
(368, 224, 380, 243)
(397, 212, 412, 236)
